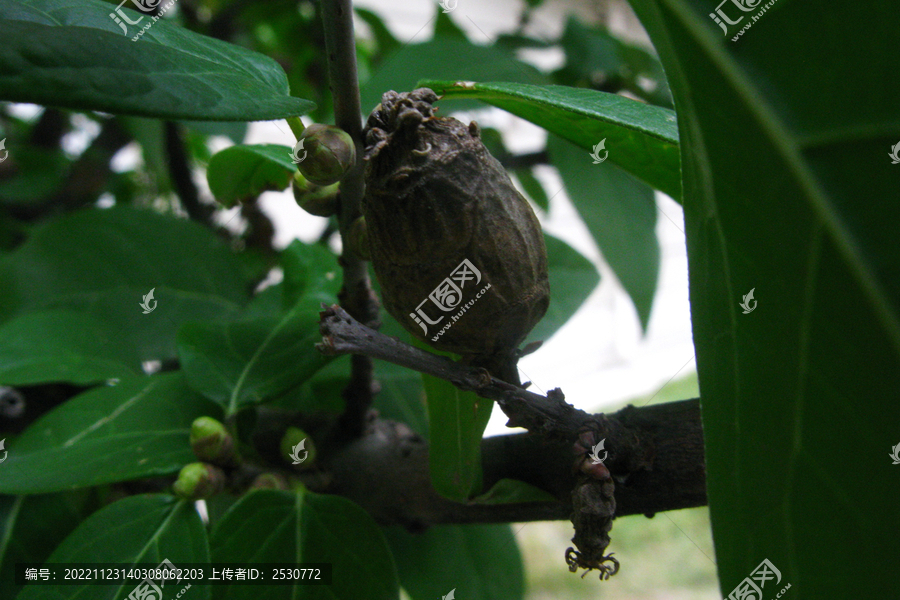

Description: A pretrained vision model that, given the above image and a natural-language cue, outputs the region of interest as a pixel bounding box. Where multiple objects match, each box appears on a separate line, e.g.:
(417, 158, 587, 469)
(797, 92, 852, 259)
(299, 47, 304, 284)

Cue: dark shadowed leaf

(628, 0, 900, 596)
(16, 494, 210, 600)
(0, 0, 314, 121)
(0, 373, 221, 494)
(424, 80, 680, 200)
(210, 489, 399, 600)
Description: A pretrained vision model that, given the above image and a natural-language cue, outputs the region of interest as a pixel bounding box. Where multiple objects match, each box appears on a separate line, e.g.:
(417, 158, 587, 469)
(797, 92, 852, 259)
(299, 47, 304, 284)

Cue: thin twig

(320, 0, 380, 439)
(319, 305, 631, 444)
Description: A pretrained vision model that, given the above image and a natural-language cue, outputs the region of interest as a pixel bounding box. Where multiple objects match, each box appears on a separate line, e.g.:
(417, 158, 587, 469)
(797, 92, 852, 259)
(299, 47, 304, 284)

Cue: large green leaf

(383, 524, 524, 600)
(423, 80, 681, 200)
(177, 305, 330, 416)
(0, 206, 248, 360)
(207, 144, 296, 207)
(0, 0, 314, 121)
(547, 136, 659, 330)
(0, 373, 221, 494)
(627, 0, 900, 597)
(210, 489, 400, 600)
(361, 39, 547, 114)
(0, 491, 94, 600)
(526, 233, 601, 344)
(0, 309, 142, 385)
(16, 494, 210, 600)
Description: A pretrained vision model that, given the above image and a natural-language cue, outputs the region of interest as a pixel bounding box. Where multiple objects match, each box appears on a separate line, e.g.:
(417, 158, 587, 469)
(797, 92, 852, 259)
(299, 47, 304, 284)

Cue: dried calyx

(361, 88, 549, 385)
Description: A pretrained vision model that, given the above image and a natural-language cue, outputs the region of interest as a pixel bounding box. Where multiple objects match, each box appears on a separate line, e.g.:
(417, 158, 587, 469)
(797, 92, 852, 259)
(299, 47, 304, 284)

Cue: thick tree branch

(320, 1, 380, 440)
(318, 304, 707, 527)
(324, 399, 706, 528)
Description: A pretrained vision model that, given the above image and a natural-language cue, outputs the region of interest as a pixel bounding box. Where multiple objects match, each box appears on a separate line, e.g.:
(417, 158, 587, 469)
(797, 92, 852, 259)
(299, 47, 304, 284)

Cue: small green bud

(172, 462, 226, 500)
(250, 473, 291, 490)
(292, 172, 339, 217)
(295, 124, 356, 186)
(346, 216, 370, 260)
(280, 427, 316, 469)
(190, 416, 237, 467)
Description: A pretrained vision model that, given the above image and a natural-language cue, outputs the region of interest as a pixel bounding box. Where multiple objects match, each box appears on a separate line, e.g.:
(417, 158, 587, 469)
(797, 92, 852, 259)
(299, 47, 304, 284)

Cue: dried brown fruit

(362, 88, 549, 383)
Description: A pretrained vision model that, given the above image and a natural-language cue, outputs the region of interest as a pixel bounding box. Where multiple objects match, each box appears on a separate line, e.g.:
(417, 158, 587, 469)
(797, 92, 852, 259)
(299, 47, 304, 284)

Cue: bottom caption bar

(16, 561, 332, 586)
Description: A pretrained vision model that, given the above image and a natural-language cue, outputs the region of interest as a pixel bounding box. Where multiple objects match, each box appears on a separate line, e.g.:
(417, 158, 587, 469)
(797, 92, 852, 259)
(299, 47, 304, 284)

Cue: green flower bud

(292, 171, 339, 217)
(172, 462, 226, 500)
(190, 416, 237, 467)
(295, 124, 356, 186)
(346, 216, 370, 260)
(250, 472, 291, 490)
(280, 427, 316, 469)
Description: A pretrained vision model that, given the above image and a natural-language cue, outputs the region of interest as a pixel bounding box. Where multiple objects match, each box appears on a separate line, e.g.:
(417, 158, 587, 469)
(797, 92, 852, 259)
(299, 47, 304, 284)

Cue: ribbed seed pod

(362, 88, 549, 383)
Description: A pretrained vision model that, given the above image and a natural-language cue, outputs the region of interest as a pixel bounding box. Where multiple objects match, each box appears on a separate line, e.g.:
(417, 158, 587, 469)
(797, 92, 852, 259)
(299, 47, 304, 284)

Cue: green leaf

(434, 9, 467, 41)
(0, 0, 314, 121)
(16, 494, 210, 600)
(210, 489, 400, 600)
(526, 233, 601, 344)
(627, 0, 900, 596)
(279, 240, 341, 311)
(383, 524, 524, 600)
(0, 373, 221, 494)
(0, 206, 248, 360)
(423, 80, 681, 201)
(362, 39, 547, 114)
(207, 144, 296, 207)
(0, 146, 69, 205)
(513, 167, 550, 212)
(0, 491, 94, 600)
(355, 8, 402, 58)
(177, 305, 331, 416)
(0, 309, 142, 385)
(415, 338, 493, 502)
(548, 135, 659, 330)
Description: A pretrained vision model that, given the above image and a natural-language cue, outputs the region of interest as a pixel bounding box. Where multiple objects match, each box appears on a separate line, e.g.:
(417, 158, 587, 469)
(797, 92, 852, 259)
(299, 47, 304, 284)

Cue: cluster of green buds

(291, 123, 355, 217)
(172, 417, 238, 500)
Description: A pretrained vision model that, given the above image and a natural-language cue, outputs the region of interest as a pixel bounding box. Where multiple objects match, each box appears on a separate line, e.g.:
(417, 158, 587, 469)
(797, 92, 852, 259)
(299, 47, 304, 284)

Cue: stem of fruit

(286, 117, 305, 141)
(320, 0, 380, 440)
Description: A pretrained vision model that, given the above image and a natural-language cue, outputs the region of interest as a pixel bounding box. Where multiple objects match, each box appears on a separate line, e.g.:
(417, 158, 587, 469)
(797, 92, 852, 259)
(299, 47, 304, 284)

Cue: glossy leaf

(16, 494, 210, 600)
(526, 233, 601, 343)
(361, 39, 547, 114)
(207, 144, 296, 207)
(279, 240, 342, 311)
(548, 135, 659, 330)
(210, 489, 400, 600)
(0, 206, 248, 360)
(0, 491, 94, 600)
(383, 524, 524, 600)
(418, 344, 493, 501)
(177, 305, 331, 416)
(0, 373, 221, 494)
(0, 309, 141, 385)
(628, 0, 900, 596)
(423, 80, 681, 201)
(0, 0, 314, 121)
